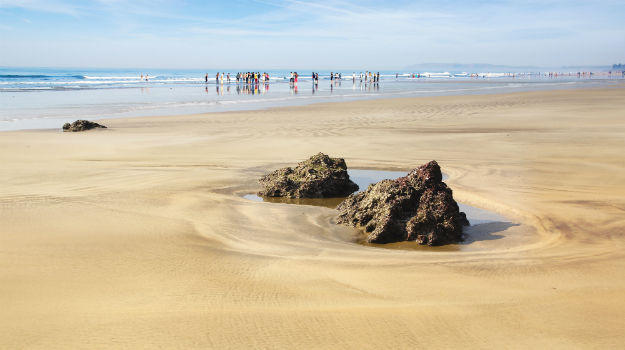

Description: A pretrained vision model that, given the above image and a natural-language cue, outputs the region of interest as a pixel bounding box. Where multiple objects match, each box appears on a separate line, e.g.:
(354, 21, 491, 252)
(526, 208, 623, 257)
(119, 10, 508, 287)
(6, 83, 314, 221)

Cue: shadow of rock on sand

(462, 221, 520, 244)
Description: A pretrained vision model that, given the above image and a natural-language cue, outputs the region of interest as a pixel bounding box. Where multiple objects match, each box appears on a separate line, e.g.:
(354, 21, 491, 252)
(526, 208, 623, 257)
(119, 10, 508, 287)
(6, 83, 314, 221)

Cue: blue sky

(0, 0, 624, 69)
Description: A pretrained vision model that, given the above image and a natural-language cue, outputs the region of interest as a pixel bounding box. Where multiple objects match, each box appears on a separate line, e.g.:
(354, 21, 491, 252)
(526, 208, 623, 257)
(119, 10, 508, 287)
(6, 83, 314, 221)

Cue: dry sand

(1, 87, 625, 348)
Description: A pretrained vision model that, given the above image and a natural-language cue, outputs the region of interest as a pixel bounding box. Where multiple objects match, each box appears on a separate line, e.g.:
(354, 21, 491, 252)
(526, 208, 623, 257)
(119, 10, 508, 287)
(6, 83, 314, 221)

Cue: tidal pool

(244, 169, 511, 250)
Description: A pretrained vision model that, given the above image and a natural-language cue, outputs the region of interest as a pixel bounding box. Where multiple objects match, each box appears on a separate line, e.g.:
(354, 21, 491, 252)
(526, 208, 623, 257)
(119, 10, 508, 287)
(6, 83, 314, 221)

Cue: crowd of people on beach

(206, 72, 271, 85)
(201, 71, 388, 86)
(196, 69, 623, 89)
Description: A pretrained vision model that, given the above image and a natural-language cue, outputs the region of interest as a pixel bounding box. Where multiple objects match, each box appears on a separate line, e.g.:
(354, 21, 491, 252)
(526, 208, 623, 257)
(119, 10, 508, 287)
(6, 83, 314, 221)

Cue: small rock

(258, 153, 359, 198)
(62, 120, 107, 132)
(336, 160, 469, 246)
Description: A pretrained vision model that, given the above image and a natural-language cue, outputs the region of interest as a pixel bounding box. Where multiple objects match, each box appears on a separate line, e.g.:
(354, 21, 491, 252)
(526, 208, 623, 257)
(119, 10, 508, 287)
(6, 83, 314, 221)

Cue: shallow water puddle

(244, 169, 505, 226)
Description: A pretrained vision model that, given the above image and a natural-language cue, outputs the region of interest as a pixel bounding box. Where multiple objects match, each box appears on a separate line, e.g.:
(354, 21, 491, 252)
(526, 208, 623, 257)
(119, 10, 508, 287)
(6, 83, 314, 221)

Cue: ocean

(0, 67, 620, 131)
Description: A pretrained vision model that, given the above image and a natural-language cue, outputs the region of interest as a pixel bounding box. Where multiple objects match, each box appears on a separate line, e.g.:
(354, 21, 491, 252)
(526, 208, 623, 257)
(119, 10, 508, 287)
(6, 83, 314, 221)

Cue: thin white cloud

(0, 0, 83, 16)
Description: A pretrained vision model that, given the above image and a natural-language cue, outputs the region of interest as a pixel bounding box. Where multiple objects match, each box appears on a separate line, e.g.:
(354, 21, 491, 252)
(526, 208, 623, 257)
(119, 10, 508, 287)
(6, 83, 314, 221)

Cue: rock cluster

(258, 153, 359, 198)
(337, 161, 469, 246)
(62, 120, 107, 132)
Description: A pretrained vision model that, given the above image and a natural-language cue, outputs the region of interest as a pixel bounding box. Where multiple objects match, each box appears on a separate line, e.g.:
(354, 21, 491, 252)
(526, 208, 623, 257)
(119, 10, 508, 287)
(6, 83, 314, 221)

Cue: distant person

(205, 73, 208, 83)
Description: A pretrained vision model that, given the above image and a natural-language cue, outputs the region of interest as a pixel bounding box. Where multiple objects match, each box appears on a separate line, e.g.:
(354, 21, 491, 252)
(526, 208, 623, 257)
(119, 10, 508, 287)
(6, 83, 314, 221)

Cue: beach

(2, 67, 619, 132)
(1, 86, 625, 348)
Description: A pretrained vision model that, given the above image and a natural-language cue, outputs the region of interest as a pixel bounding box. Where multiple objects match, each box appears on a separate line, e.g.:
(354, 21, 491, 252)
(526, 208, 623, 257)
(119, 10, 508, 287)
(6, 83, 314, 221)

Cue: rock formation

(62, 120, 107, 132)
(258, 153, 359, 198)
(336, 160, 469, 246)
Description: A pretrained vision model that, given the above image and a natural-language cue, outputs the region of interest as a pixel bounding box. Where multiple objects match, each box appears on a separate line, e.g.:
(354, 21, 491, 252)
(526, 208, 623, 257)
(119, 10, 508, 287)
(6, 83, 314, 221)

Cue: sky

(0, 0, 624, 69)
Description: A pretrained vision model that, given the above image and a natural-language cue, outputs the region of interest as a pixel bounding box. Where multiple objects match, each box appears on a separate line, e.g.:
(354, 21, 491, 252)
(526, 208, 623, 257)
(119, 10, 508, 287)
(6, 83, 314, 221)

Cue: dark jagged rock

(62, 120, 107, 132)
(336, 161, 469, 246)
(258, 153, 359, 198)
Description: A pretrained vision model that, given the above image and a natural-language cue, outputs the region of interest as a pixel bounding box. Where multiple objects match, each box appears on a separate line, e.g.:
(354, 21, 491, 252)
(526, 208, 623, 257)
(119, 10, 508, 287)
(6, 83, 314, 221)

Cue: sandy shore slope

(1, 87, 625, 348)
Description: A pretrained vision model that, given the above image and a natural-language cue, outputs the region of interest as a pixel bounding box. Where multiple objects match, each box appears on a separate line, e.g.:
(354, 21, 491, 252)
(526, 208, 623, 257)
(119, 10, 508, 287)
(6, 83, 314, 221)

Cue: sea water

(1, 67, 620, 131)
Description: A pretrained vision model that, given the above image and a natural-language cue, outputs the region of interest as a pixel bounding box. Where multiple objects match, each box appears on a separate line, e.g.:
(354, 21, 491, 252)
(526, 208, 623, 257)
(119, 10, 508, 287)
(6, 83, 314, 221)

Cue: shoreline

(2, 86, 625, 348)
(2, 79, 623, 132)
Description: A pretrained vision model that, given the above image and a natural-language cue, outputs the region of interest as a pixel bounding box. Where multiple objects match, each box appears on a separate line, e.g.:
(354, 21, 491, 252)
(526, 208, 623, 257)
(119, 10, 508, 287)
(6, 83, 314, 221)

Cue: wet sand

(1, 86, 625, 348)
